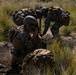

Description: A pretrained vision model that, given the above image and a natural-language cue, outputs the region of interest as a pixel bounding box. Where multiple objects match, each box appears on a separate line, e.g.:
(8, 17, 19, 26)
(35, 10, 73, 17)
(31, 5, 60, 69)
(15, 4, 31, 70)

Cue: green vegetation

(47, 39, 76, 75)
(0, 0, 76, 75)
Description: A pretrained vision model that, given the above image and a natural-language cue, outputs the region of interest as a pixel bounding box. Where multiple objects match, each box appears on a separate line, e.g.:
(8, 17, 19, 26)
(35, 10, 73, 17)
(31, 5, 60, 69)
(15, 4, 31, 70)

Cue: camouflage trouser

(10, 49, 27, 74)
(5, 53, 26, 75)
(51, 22, 63, 37)
(11, 54, 25, 72)
(11, 48, 35, 70)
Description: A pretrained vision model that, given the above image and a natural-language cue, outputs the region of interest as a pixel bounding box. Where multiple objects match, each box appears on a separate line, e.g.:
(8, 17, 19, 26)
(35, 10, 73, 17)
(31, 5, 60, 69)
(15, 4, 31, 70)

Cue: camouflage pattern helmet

(23, 15, 38, 26)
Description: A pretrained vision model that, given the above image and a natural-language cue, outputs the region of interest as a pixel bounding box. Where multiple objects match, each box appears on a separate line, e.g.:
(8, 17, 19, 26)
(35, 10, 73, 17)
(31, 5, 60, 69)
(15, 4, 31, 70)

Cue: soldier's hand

(32, 29, 38, 37)
(37, 34, 42, 42)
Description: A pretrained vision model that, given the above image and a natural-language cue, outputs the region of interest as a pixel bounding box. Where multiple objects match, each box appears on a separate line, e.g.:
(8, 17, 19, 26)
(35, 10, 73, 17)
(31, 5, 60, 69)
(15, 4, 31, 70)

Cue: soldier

(7, 15, 42, 74)
(43, 6, 70, 38)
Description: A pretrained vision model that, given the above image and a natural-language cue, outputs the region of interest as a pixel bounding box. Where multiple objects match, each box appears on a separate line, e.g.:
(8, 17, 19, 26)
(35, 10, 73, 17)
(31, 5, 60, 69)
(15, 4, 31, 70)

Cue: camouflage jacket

(11, 27, 42, 55)
(17, 31, 41, 49)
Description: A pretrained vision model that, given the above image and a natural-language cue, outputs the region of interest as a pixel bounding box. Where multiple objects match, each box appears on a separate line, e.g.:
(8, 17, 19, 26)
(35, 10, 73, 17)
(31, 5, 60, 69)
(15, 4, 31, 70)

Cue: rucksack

(8, 26, 26, 54)
(12, 9, 36, 26)
(8, 26, 24, 43)
(48, 6, 70, 25)
(8, 26, 17, 43)
(47, 6, 63, 21)
(49, 6, 63, 14)
(12, 9, 27, 26)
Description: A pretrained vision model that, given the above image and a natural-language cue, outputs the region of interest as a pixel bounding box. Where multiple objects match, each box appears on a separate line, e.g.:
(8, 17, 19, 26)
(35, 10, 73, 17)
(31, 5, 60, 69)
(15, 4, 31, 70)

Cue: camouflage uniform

(8, 16, 42, 74)
(43, 6, 70, 37)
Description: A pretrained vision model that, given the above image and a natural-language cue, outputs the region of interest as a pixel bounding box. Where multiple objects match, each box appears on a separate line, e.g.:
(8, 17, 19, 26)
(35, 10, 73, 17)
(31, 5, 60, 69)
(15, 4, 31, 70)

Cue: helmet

(23, 15, 38, 26)
(23, 15, 39, 32)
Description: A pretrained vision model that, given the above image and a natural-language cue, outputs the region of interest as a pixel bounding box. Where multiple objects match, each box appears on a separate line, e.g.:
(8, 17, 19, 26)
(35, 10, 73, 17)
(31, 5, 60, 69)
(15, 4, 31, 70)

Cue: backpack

(49, 6, 63, 14)
(8, 26, 24, 43)
(8, 27, 18, 43)
(48, 6, 70, 25)
(12, 9, 36, 26)
(8, 26, 26, 54)
(47, 6, 63, 21)
(12, 10, 26, 26)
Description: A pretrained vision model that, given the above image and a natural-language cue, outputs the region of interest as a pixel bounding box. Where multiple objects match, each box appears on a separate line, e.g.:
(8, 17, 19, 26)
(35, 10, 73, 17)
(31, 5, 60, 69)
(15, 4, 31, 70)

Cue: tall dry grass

(47, 39, 76, 75)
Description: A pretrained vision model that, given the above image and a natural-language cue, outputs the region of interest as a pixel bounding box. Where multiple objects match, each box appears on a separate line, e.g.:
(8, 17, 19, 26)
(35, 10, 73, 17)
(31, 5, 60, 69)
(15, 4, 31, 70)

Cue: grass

(60, 26, 73, 36)
(47, 39, 76, 75)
